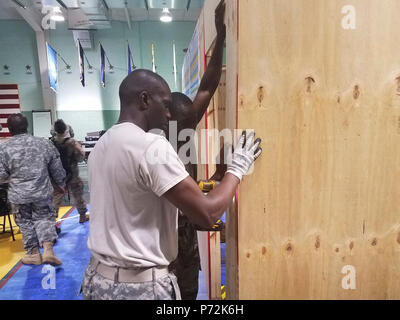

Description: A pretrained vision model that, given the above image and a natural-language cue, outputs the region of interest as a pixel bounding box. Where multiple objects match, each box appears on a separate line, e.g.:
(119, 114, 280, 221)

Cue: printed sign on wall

(182, 24, 201, 100)
(46, 43, 58, 92)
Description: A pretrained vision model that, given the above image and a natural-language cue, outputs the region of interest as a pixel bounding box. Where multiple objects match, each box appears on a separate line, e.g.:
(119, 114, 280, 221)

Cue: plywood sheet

(224, 0, 239, 300)
(235, 0, 400, 299)
(203, 0, 220, 55)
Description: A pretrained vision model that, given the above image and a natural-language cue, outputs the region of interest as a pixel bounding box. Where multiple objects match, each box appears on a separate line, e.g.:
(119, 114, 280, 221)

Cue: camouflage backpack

(52, 137, 73, 177)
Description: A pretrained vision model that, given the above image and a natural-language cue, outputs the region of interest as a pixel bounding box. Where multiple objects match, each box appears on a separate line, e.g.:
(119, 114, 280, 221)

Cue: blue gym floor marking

(0, 206, 91, 300)
(0, 206, 225, 300)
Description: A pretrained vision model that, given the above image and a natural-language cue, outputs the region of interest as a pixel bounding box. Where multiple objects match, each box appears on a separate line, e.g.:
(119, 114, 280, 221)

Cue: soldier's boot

(79, 214, 89, 223)
(21, 247, 42, 265)
(42, 242, 62, 266)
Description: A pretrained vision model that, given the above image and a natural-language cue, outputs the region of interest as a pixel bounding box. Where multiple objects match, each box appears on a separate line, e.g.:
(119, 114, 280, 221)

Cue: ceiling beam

(124, 1, 132, 30)
(10, 0, 26, 9)
(101, 0, 109, 11)
(35, 30, 57, 122)
(55, 0, 68, 9)
(9, 1, 57, 120)
(11, 1, 43, 31)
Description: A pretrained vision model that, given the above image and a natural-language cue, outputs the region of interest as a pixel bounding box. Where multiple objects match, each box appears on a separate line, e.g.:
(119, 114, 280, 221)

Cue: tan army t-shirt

(87, 123, 189, 268)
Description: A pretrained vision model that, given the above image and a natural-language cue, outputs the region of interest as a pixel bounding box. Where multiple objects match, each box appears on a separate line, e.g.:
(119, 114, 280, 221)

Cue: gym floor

(0, 163, 211, 300)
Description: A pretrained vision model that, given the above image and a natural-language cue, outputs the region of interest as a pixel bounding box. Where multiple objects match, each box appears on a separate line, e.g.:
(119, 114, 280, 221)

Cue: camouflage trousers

(169, 214, 201, 300)
(13, 197, 57, 254)
(53, 176, 87, 217)
(81, 258, 181, 300)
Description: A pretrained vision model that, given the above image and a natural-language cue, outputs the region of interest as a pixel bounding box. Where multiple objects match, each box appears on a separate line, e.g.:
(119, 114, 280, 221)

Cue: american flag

(0, 84, 21, 138)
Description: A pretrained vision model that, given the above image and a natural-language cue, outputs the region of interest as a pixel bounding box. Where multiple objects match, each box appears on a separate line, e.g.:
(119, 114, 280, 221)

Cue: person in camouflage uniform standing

(167, 0, 226, 300)
(51, 119, 89, 224)
(0, 114, 66, 266)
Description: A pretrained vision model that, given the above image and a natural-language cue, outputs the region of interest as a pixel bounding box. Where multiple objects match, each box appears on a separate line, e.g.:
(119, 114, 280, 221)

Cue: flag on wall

(0, 84, 22, 138)
(128, 43, 135, 74)
(78, 40, 85, 87)
(100, 44, 105, 87)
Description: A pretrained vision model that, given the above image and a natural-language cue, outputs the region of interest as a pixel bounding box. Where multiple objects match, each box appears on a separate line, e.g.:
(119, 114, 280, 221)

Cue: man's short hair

(7, 114, 28, 136)
(54, 119, 67, 135)
(170, 92, 194, 119)
(119, 69, 169, 108)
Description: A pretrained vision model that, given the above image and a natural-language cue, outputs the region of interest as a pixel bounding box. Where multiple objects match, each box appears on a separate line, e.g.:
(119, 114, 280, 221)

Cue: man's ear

(139, 91, 150, 111)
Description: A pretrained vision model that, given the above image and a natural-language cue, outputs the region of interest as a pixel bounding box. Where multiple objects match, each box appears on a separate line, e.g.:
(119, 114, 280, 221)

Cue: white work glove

(226, 131, 262, 181)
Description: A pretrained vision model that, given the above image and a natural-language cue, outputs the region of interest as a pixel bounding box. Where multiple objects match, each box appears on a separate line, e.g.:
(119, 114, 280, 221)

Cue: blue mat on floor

(0, 207, 91, 300)
(0, 205, 216, 300)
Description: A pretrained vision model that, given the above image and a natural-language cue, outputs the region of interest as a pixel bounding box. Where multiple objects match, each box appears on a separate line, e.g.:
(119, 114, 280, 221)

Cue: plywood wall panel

(224, 0, 239, 300)
(203, 0, 220, 55)
(234, 0, 400, 299)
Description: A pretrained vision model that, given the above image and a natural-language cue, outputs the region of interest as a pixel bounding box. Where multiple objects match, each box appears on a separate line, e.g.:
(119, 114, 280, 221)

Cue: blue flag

(100, 44, 105, 87)
(128, 44, 135, 74)
(78, 40, 85, 87)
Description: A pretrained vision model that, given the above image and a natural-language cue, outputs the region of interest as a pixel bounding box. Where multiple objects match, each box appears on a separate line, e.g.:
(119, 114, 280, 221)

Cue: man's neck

(117, 110, 147, 132)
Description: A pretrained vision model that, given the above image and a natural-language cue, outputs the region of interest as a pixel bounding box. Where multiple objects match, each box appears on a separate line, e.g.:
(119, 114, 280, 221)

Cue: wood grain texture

(233, 0, 400, 299)
(195, 9, 225, 300)
(224, 0, 239, 300)
(203, 0, 220, 54)
(206, 70, 226, 300)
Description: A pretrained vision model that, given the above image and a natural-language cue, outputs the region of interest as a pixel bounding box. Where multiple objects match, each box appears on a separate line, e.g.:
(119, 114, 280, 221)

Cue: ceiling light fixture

(50, 7, 65, 22)
(160, 8, 172, 23)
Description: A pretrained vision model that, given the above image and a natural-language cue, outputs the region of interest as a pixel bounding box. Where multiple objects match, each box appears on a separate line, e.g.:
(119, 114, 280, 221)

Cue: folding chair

(0, 185, 15, 241)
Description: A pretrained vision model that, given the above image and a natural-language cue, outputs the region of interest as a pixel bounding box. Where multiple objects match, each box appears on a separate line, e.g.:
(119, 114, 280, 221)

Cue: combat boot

(79, 213, 89, 223)
(21, 248, 42, 265)
(42, 242, 62, 266)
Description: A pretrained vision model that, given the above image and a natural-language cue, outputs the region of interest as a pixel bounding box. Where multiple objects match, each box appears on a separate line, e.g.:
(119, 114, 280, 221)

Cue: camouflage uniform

(169, 163, 201, 300)
(51, 136, 87, 217)
(13, 198, 57, 253)
(81, 258, 181, 300)
(0, 134, 66, 253)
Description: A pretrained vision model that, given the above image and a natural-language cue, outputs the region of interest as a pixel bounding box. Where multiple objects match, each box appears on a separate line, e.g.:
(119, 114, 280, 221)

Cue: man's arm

(165, 173, 239, 228)
(164, 131, 262, 229)
(192, 0, 226, 124)
(209, 145, 228, 182)
(73, 140, 85, 163)
(0, 150, 9, 182)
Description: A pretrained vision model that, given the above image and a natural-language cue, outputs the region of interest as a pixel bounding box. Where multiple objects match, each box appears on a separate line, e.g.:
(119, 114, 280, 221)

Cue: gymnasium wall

(0, 20, 43, 133)
(0, 19, 195, 139)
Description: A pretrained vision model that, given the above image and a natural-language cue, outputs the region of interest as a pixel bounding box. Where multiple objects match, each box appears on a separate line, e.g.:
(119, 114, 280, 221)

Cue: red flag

(0, 84, 22, 138)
